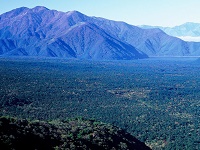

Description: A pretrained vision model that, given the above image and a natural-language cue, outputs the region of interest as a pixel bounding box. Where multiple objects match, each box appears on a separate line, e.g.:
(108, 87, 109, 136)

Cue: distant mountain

(90, 19, 200, 56)
(140, 22, 200, 41)
(0, 6, 200, 58)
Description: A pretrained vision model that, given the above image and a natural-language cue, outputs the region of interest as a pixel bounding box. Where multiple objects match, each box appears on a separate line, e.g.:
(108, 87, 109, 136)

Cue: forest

(0, 57, 200, 150)
(0, 116, 150, 150)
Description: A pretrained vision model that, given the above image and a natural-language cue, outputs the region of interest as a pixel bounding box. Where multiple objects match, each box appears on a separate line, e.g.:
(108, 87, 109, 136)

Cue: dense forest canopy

(0, 116, 151, 150)
(0, 57, 200, 149)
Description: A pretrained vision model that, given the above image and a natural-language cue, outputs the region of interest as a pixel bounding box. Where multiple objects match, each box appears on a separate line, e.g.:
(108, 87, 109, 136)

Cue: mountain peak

(66, 10, 84, 17)
(180, 22, 200, 28)
(31, 6, 49, 12)
(5, 7, 29, 15)
(183, 22, 199, 25)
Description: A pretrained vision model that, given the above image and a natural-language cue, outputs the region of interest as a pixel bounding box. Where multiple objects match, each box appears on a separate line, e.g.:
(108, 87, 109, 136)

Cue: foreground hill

(1, 6, 200, 58)
(0, 117, 151, 150)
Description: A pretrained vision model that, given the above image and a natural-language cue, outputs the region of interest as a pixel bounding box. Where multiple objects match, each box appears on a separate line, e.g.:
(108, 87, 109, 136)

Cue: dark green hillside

(0, 116, 151, 150)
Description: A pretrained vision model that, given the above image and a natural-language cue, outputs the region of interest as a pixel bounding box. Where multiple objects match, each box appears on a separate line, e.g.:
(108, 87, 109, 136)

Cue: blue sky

(0, 0, 200, 27)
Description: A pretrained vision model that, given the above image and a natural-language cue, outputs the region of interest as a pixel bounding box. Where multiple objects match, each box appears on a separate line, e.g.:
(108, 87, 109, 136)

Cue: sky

(0, 0, 200, 27)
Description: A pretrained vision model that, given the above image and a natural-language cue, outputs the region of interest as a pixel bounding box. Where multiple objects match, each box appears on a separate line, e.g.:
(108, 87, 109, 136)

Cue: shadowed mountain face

(0, 6, 200, 58)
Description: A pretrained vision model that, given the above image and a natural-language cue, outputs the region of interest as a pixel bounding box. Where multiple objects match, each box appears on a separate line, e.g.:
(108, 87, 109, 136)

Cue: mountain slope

(90, 18, 200, 56)
(0, 7, 147, 60)
(55, 22, 146, 59)
(0, 6, 200, 58)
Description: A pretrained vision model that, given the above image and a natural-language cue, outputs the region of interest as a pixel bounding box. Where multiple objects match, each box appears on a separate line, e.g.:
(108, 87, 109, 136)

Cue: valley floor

(0, 57, 200, 150)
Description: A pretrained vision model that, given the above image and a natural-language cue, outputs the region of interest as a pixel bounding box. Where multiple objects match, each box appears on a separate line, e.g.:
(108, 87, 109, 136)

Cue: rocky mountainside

(0, 117, 151, 150)
(0, 7, 146, 60)
(0, 6, 200, 58)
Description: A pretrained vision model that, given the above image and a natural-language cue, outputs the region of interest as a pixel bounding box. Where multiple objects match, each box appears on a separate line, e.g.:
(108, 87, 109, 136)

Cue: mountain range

(1, 6, 200, 59)
(139, 22, 200, 42)
(140, 22, 200, 37)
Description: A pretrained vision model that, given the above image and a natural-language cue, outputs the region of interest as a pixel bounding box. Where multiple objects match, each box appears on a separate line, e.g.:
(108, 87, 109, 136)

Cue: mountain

(0, 6, 200, 58)
(0, 6, 147, 60)
(0, 116, 151, 150)
(140, 22, 200, 41)
(90, 18, 200, 56)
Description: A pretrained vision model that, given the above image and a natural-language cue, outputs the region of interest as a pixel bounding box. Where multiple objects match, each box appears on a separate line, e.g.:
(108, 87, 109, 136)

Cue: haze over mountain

(140, 22, 200, 42)
(1, 6, 200, 59)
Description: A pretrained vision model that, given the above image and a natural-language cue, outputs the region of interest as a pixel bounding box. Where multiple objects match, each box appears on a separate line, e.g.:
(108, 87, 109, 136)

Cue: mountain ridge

(1, 6, 200, 58)
(0, 7, 147, 59)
